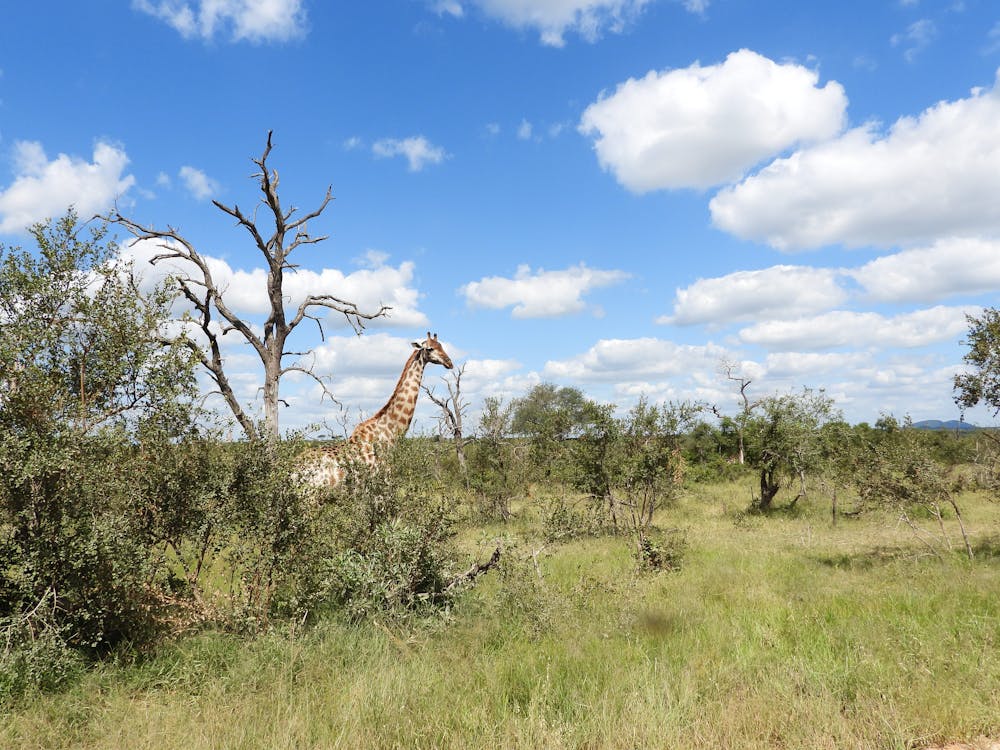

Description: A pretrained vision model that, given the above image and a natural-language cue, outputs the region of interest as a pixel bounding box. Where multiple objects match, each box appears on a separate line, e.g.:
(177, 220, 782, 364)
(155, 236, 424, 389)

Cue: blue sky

(2, 0, 1000, 434)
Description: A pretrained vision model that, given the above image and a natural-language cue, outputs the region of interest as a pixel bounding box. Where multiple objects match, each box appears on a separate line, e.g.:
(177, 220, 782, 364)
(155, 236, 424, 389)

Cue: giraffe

(301, 333, 453, 487)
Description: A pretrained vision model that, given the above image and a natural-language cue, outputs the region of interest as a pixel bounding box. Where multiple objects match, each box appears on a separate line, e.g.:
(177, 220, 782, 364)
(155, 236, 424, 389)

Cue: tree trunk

(758, 468, 780, 510)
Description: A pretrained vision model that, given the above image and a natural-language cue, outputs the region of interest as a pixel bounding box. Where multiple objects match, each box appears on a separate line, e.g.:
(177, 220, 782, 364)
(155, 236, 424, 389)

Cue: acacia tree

(955, 307, 1000, 416)
(511, 382, 590, 480)
(954, 307, 1000, 495)
(106, 131, 389, 440)
(745, 387, 838, 511)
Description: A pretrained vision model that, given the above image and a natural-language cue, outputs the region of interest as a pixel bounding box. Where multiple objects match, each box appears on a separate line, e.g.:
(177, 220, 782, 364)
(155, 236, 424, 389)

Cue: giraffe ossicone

(301, 332, 453, 487)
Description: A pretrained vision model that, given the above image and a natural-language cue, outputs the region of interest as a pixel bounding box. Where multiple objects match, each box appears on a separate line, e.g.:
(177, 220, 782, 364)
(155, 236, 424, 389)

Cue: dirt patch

(922, 740, 1000, 750)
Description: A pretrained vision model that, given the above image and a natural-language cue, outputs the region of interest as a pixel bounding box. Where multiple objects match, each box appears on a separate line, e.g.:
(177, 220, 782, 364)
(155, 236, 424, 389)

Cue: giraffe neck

(371, 350, 426, 441)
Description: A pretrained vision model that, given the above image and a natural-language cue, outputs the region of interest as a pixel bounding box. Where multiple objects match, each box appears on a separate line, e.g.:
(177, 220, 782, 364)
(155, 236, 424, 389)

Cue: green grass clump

(3, 479, 998, 749)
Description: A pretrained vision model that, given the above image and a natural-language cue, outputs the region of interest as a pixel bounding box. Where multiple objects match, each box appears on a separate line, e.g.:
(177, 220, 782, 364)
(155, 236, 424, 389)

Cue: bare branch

(290, 295, 391, 335)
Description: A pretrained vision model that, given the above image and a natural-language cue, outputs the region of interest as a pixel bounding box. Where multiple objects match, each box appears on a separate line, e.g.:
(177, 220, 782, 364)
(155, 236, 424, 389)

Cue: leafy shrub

(219, 438, 337, 630)
(326, 454, 458, 622)
(0, 430, 171, 652)
(634, 527, 688, 572)
(488, 545, 558, 638)
(844, 421, 974, 559)
(0, 594, 84, 707)
(538, 494, 610, 543)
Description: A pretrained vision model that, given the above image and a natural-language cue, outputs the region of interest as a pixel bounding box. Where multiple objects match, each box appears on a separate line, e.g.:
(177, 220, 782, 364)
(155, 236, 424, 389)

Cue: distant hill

(911, 419, 977, 431)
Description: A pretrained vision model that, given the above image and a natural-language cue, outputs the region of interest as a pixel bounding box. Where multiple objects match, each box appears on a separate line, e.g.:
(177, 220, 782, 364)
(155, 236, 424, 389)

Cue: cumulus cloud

(664, 265, 848, 325)
(710, 70, 1000, 250)
(852, 237, 1000, 302)
(579, 49, 847, 191)
(763, 351, 872, 378)
(372, 136, 448, 172)
(738, 306, 975, 351)
(461, 263, 630, 318)
(443, 0, 655, 47)
(0, 140, 134, 234)
(132, 0, 307, 43)
(178, 165, 219, 200)
(542, 337, 727, 382)
(311, 333, 424, 377)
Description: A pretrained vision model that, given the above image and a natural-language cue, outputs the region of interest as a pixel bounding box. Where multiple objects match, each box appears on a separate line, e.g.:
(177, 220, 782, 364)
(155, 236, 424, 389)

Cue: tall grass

(3, 479, 998, 749)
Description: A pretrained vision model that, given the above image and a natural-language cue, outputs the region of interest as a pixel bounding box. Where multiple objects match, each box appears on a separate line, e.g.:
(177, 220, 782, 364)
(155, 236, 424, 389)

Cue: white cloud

(852, 237, 1000, 302)
(372, 136, 448, 172)
(178, 165, 219, 200)
(763, 351, 871, 378)
(517, 119, 534, 140)
(664, 265, 848, 325)
(311, 333, 421, 377)
(133, 0, 307, 43)
(0, 140, 134, 234)
(543, 337, 728, 382)
(738, 306, 975, 351)
(579, 49, 847, 191)
(711, 70, 1000, 250)
(891, 18, 937, 62)
(463, 358, 522, 383)
(448, 0, 654, 47)
(461, 263, 630, 318)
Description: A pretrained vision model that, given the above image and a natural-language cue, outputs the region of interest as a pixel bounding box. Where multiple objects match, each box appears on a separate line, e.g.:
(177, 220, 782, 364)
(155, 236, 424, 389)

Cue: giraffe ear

(411, 341, 422, 349)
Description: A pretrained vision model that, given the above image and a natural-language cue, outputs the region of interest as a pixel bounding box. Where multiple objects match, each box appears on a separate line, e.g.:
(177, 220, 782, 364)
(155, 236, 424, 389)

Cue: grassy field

(3, 478, 999, 749)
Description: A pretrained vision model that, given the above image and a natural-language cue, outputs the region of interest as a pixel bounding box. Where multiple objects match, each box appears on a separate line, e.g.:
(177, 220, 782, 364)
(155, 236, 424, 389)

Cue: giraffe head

(412, 332, 454, 370)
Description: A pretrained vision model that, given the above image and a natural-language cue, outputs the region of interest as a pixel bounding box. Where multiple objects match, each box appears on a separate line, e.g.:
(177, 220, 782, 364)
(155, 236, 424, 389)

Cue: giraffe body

(301, 333, 453, 487)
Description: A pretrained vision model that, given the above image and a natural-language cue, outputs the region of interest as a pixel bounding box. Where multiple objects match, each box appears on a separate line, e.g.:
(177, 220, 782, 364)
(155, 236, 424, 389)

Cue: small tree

(955, 307, 1000, 417)
(744, 387, 838, 511)
(511, 382, 589, 481)
(615, 399, 698, 569)
(568, 400, 620, 526)
(718, 360, 759, 464)
(954, 307, 1000, 495)
(848, 418, 973, 560)
(467, 396, 525, 521)
(0, 212, 199, 653)
(106, 131, 388, 440)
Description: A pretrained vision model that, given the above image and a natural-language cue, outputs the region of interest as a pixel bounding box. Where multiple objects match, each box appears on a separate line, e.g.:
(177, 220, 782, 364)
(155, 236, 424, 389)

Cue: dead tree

(422, 362, 469, 473)
(718, 360, 759, 465)
(105, 131, 389, 440)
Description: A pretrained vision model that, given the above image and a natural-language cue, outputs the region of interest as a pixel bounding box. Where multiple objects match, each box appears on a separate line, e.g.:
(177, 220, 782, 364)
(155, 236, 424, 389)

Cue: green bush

(325, 455, 458, 622)
(0, 594, 85, 707)
(0, 430, 171, 652)
(538, 494, 611, 543)
(634, 526, 688, 572)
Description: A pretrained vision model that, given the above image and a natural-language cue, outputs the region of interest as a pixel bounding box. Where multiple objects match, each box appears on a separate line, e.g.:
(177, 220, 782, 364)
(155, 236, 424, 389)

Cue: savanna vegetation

(3, 209, 1000, 746)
